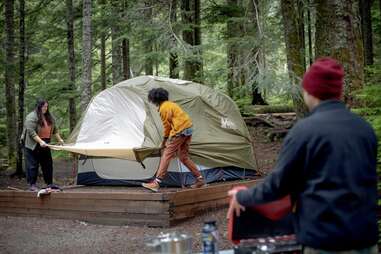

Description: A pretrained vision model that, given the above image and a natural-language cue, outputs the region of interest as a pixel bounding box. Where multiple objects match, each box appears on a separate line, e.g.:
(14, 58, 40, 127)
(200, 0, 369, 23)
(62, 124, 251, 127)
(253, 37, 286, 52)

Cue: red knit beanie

(302, 57, 344, 100)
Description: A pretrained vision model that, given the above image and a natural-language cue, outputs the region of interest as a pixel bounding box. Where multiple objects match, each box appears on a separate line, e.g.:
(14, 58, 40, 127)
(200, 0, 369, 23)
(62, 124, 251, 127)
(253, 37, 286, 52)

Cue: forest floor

(0, 126, 283, 254)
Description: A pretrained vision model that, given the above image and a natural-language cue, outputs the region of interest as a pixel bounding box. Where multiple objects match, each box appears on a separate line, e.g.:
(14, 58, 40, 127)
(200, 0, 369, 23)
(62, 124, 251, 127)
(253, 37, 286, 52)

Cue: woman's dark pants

(24, 143, 53, 185)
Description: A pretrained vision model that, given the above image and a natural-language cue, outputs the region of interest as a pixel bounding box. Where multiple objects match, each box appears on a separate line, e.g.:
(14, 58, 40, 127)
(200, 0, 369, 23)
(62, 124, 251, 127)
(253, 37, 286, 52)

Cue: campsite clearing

(0, 126, 283, 253)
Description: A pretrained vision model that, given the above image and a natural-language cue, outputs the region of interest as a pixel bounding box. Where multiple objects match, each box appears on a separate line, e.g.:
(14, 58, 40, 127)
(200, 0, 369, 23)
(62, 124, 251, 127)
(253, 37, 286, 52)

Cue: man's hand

(227, 189, 246, 219)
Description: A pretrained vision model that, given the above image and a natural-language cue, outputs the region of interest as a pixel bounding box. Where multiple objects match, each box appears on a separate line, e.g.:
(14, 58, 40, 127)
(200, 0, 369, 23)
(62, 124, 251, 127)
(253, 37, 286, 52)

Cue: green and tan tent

(51, 76, 257, 186)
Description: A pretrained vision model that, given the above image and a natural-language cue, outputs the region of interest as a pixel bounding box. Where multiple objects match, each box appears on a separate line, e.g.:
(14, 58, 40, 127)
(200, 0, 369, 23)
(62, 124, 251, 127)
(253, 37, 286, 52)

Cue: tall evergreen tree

(99, 0, 107, 90)
(169, 0, 179, 78)
(81, 0, 93, 111)
(280, 0, 307, 117)
(306, 0, 313, 65)
(315, 0, 364, 106)
(144, 0, 154, 75)
(226, 0, 242, 98)
(16, 0, 26, 177)
(111, 0, 123, 84)
(4, 0, 17, 167)
(360, 0, 373, 66)
(193, 0, 202, 81)
(122, 0, 130, 80)
(66, 0, 77, 131)
(181, 0, 203, 82)
(122, 39, 130, 79)
(246, 0, 266, 105)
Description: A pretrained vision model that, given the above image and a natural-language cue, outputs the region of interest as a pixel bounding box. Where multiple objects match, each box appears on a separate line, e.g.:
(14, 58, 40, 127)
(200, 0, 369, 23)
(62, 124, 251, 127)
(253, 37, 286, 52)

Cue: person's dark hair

(35, 98, 53, 127)
(148, 88, 169, 105)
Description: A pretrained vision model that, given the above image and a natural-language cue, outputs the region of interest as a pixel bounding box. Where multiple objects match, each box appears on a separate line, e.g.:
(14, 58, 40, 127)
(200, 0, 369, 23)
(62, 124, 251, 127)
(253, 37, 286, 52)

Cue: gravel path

(0, 208, 232, 254)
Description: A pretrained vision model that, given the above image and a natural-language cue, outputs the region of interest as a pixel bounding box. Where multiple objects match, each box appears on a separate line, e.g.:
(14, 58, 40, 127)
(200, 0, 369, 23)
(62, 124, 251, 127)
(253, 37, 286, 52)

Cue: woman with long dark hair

(22, 98, 64, 191)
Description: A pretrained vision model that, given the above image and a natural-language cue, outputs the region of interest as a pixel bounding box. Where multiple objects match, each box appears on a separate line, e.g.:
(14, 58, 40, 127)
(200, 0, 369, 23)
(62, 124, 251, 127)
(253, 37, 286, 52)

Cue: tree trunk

(81, 0, 92, 112)
(193, 0, 203, 82)
(307, 0, 313, 65)
(315, 0, 364, 106)
(5, 0, 17, 168)
(99, 0, 107, 90)
(181, 0, 203, 82)
(111, 0, 123, 84)
(122, 38, 130, 80)
(169, 0, 179, 78)
(100, 31, 107, 90)
(144, 1, 153, 75)
(281, 0, 308, 118)
(226, 0, 241, 98)
(15, 0, 26, 177)
(66, 0, 77, 132)
(247, 0, 267, 105)
(181, 0, 193, 80)
(359, 0, 373, 66)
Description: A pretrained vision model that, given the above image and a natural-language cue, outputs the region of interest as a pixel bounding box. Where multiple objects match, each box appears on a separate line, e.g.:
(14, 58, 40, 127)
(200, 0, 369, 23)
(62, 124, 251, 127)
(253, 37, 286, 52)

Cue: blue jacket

(237, 100, 378, 251)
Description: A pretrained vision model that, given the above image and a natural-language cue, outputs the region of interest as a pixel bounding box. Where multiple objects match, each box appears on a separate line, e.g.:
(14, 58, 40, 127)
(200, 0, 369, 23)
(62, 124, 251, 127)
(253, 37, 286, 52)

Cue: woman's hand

(39, 140, 47, 147)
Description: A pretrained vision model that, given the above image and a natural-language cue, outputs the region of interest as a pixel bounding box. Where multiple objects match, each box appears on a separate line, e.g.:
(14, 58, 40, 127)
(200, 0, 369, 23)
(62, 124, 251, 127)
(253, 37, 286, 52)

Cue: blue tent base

(77, 167, 258, 187)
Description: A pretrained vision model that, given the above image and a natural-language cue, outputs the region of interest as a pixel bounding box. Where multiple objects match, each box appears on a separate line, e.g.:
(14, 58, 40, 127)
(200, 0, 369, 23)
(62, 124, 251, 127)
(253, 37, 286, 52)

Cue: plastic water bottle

(202, 220, 219, 254)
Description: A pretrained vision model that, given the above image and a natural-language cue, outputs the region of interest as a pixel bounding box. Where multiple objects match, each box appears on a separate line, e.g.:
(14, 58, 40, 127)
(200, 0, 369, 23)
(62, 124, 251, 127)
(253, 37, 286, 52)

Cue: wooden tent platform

(0, 179, 261, 227)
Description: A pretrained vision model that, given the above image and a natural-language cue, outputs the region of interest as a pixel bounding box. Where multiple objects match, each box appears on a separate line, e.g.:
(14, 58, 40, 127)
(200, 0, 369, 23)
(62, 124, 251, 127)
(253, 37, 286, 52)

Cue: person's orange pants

(156, 135, 201, 180)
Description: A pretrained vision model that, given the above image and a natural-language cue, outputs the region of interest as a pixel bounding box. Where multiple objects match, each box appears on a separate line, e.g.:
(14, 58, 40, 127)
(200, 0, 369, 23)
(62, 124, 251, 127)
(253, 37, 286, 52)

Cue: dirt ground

(0, 126, 283, 254)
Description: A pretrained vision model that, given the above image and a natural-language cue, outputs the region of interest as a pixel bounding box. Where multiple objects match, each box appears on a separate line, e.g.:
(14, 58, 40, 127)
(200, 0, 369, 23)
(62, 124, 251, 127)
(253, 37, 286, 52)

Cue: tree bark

(247, 0, 267, 105)
(81, 0, 92, 112)
(144, 0, 153, 75)
(169, 0, 179, 78)
(359, 0, 373, 66)
(100, 30, 107, 90)
(315, 0, 364, 106)
(181, 0, 193, 80)
(111, 0, 123, 84)
(193, 0, 203, 82)
(307, 0, 313, 65)
(122, 38, 130, 80)
(5, 0, 17, 168)
(281, 0, 308, 117)
(226, 0, 241, 98)
(66, 0, 77, 132)
(99, 0, 107, 90)
(16, 0, 26, 177)
(181, 0, 203, 82)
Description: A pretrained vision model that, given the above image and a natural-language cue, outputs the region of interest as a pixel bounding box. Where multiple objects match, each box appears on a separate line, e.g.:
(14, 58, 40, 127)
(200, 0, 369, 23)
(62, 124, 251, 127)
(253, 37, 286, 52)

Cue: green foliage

(356, 65, 381, 167)
(204, 3, 244, 24)
(0, 122, 6, 147)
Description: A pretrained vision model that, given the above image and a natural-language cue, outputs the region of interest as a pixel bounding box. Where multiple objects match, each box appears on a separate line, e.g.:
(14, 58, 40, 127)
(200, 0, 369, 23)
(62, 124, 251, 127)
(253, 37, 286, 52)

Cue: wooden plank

(0, 207, 170, 227)
(0, 190, 169, 201)
(168, 179, 261, 206)
(170, 199, 228, 222)
(0, 179, 263, 227)
(0, 198, 169, 214)
(170, 190, 227, 207)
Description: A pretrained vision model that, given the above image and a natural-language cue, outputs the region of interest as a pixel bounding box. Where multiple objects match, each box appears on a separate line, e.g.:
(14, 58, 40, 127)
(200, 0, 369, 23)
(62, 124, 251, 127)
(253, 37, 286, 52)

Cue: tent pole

(176, 157, 185, 188)
(250, 130, 265, 176)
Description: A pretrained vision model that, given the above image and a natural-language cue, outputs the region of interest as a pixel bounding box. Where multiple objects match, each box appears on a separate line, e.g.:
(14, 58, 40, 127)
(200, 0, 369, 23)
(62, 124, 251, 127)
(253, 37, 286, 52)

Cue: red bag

(227, 186, 293, 244)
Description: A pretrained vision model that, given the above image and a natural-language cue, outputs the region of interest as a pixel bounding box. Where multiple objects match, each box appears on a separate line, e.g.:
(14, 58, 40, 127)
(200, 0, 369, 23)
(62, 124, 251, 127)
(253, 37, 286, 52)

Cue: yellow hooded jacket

(158, 101, 192, 138)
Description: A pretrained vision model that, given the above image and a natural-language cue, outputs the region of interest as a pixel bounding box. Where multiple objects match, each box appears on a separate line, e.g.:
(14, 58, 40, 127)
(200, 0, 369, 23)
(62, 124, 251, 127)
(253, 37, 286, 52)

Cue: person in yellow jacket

(142, 88, 206, 192)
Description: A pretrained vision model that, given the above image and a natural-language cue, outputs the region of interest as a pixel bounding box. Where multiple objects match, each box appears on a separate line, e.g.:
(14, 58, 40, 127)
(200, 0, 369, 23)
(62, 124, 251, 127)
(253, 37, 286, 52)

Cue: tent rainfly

(51, 76, 258, 186)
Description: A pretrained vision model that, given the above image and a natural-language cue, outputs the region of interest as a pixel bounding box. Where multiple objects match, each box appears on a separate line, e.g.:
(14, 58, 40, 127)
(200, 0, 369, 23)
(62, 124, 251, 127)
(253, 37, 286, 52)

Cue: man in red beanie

(228, 57, 378, 253)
